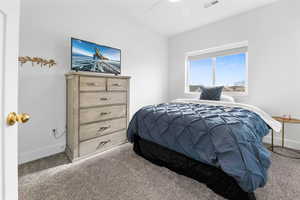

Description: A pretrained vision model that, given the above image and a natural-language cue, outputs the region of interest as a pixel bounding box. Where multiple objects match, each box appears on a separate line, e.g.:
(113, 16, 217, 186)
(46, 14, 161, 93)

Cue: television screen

(71, 38, 121, 74)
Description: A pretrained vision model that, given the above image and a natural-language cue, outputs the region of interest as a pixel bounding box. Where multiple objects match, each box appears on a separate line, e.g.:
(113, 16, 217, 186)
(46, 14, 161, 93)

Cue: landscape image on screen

(72, 38, 121, 74)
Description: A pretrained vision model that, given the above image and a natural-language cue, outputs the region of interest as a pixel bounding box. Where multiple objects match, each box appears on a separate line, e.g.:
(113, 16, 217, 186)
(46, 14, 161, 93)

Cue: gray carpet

(19, 144, 300, 200)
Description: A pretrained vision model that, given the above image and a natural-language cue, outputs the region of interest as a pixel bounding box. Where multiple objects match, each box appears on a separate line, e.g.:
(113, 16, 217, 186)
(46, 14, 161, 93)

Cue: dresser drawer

(80, 92, 126, 108)
(80, 77, 106, 91)
(80, 105, 126, 124)
(80, 118, 127, 141)
(79, 131, 127, 156)
(107, 78, 128, 91)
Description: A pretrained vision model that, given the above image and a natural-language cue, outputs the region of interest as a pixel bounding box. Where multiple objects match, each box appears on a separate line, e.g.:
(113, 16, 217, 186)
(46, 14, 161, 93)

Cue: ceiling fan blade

(145, 0, 164, 13)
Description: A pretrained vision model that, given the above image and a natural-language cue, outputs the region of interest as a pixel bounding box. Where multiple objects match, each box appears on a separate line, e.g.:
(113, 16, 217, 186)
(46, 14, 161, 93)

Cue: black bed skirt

(133, 136, 256, 200)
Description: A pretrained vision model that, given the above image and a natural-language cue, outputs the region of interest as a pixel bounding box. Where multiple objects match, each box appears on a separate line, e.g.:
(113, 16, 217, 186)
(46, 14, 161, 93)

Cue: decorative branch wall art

(18, 56, 57, 68)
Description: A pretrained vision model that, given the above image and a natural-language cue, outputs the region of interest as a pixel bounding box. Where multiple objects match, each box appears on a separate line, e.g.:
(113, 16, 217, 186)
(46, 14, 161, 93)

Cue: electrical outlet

(51, 128, 66, 139)
(52, 129, 57, 137)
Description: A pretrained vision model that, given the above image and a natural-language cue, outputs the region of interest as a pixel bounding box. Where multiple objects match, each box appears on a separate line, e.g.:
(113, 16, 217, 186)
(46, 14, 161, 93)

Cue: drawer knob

(98, 125, 111, 132)
(100, 112, 111, 116)
(86, 82, 97, 86)
(112, 83, 121, 87)
(100, 97, 109, 101)
(96, 140, 111, 149)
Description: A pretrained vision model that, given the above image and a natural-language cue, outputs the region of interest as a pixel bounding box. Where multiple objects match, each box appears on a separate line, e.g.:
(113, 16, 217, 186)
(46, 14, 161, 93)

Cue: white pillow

(220, 95, 235, 102)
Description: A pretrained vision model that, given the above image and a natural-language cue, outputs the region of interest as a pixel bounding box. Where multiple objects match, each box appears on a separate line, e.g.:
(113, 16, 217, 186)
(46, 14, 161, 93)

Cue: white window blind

(187, 46, 248, 61)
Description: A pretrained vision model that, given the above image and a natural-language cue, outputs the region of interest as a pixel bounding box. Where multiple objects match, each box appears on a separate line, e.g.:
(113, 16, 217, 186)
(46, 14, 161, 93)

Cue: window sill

(184, 91, 248, 97)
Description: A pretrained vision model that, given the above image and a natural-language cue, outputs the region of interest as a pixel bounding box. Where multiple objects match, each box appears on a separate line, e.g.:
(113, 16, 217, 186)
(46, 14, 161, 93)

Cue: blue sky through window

(189, 58, 213, 86)
(189, 53, 246, 87)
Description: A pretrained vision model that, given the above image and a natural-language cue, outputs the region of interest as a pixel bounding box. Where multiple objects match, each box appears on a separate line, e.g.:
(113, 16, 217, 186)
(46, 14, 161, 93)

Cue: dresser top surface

(65, 71, 131, 79)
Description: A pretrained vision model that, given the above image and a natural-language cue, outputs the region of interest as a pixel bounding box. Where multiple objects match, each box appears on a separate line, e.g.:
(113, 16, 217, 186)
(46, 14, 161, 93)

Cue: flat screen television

(71, 38, 121, 75)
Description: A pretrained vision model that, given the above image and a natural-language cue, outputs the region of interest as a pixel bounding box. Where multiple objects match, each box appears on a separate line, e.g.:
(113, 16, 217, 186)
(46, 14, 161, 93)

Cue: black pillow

(199, 86, 224, 101)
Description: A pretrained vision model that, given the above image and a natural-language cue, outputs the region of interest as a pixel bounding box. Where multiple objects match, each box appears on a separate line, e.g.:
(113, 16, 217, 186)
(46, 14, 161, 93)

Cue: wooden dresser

(65, 72, 130, 162)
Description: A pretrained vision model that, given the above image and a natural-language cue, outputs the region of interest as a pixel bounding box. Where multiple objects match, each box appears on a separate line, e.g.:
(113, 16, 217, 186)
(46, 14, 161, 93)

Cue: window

(186, 43, 248, 95)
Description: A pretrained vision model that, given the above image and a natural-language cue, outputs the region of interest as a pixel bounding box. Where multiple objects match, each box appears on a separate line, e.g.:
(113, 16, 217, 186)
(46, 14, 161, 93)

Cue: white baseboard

(263, 136, 300, 151)
(17, 137, 300, 165)
(19, 143, 66, 165)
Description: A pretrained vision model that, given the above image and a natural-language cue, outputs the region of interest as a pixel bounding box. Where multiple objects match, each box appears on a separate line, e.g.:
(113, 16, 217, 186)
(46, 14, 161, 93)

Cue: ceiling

(101, 0, 280, 36)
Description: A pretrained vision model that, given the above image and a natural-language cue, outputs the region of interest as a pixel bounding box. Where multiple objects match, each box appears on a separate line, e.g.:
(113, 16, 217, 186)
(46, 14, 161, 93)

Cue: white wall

(168, 0, 300, 149)
(18, 0, 168, 164)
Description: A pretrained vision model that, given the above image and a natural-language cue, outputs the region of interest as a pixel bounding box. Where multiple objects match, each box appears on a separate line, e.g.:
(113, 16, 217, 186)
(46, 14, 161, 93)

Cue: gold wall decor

(18, 56, 57, 68)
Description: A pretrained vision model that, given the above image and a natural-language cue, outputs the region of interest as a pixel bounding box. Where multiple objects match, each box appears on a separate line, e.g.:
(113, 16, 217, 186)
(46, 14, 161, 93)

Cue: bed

(127, 99, 281, 200)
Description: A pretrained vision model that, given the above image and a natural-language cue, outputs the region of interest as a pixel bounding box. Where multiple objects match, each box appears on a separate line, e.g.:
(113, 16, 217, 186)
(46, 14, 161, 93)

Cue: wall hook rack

(18, 56, 57, 68)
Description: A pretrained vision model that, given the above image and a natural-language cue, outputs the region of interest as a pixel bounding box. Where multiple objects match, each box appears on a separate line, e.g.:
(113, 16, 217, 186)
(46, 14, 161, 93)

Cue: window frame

(185, 41, 249, 96)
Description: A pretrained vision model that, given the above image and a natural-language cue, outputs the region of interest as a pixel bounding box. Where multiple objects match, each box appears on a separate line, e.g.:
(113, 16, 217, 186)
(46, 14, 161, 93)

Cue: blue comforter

(127, 103, 271, 192)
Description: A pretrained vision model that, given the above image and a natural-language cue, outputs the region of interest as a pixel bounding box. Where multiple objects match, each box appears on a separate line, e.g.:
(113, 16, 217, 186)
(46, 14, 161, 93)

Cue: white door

(0, 0, 20, 199)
